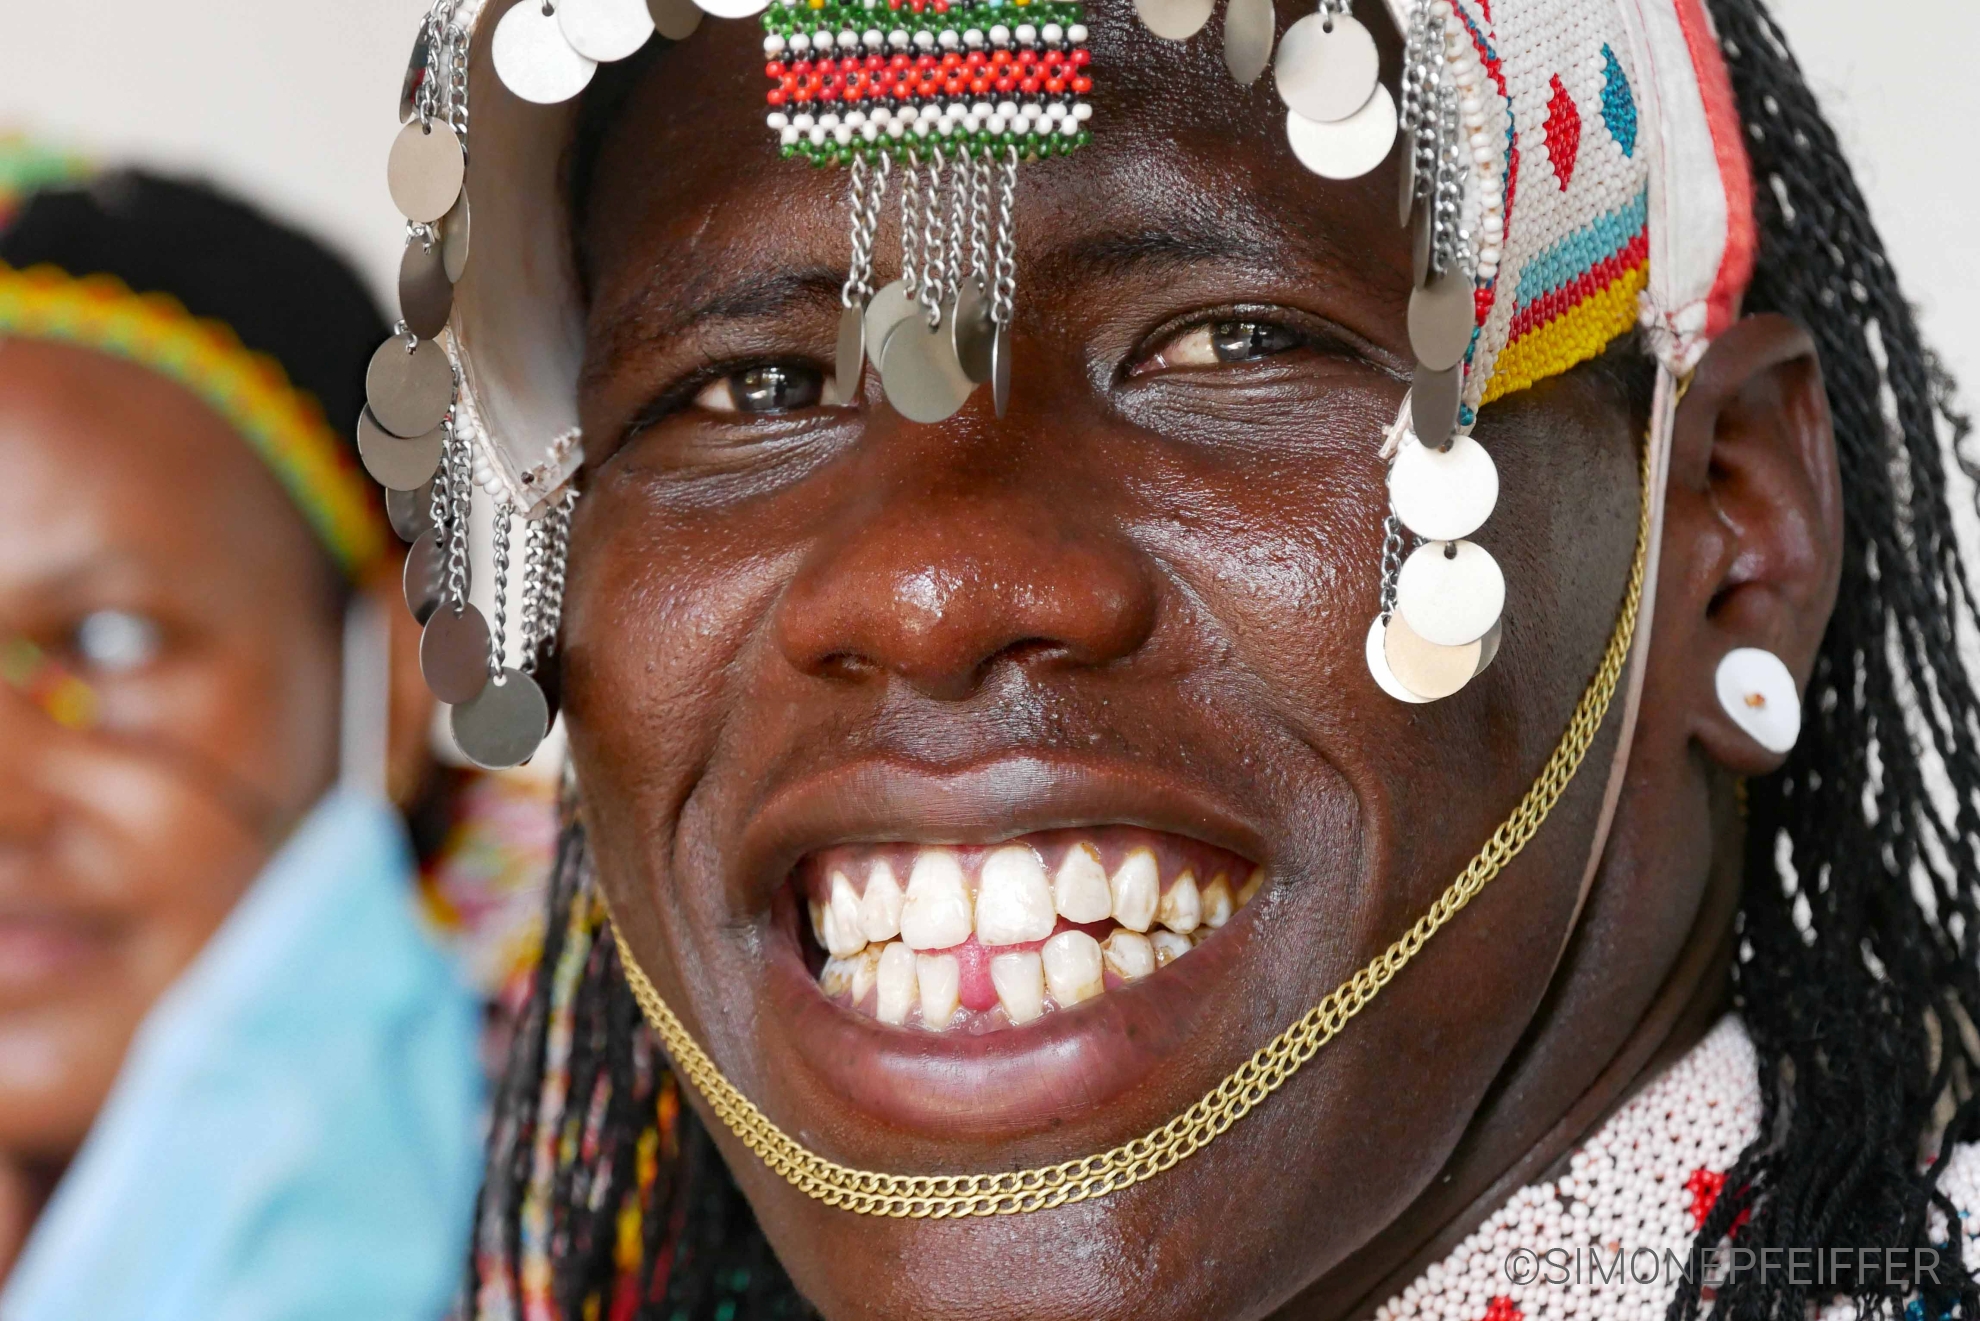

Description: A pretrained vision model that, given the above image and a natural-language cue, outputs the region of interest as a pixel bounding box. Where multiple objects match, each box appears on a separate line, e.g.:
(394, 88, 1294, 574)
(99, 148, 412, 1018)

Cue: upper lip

(731, 752, 1270, 913)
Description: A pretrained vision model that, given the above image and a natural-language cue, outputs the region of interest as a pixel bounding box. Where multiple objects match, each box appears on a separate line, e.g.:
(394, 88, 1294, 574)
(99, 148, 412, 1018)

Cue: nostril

(816, 652, 879, 683)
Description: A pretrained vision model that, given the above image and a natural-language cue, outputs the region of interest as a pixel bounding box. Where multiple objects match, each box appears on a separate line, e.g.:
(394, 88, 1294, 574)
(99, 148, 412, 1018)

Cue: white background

(1, 1, 1976, 400)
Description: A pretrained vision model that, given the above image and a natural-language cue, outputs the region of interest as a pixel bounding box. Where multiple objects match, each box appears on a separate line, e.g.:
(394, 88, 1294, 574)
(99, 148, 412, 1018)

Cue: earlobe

(1660, 313, 1841, 775)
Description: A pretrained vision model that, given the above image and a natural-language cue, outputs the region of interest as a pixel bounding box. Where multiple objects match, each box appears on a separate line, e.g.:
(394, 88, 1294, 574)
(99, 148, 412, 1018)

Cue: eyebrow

(587, 265, 846, 386)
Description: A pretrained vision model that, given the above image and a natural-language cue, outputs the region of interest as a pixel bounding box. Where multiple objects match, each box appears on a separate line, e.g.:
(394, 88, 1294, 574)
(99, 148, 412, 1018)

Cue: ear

(362, 558, 438, 807)
(1659, 313, 1842, 775)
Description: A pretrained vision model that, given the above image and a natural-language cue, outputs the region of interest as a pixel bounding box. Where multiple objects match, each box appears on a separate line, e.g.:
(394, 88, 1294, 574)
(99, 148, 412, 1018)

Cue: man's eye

(72, 609, 162, 674)
(693, 364, 831, 415)
(1143, 320, 1306, 372)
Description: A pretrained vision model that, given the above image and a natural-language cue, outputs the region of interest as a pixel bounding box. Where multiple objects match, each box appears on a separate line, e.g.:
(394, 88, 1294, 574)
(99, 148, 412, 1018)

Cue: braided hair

(466, 2, 1980, 1316)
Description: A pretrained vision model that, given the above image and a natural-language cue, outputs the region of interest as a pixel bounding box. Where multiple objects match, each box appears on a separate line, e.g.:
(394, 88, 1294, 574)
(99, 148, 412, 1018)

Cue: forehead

(576, 4, 1414, 348)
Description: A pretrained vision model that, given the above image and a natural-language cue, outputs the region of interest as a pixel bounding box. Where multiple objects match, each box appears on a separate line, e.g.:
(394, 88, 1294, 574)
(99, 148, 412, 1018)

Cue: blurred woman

(0, 158, 483, 1318)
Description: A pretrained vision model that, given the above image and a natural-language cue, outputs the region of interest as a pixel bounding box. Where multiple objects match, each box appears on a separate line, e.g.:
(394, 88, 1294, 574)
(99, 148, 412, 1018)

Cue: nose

(773, 463, 1159, 702)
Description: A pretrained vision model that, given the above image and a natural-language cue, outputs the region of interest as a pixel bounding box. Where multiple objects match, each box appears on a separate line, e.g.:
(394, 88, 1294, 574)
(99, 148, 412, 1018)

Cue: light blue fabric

(1, 789, 486, 1321)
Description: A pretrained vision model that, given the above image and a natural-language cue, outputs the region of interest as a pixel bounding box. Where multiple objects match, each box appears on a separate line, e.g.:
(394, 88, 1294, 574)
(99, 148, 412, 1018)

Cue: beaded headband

(0, 263, 391, 582)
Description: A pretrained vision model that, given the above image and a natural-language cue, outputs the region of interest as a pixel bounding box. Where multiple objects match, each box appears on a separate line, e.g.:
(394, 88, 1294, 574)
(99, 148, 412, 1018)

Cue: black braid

(1669, 3, 1980, 1320)
(474, 6, 1980, 1318)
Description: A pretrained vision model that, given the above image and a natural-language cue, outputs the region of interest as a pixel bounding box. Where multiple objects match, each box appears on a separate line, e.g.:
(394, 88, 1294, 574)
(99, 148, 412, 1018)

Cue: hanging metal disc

(404, 531, 447, 624)
(1285, 83, 1396, 181)
(385, 481, 434, 543)
(1399, 137, 1418, 230)
(359, 408, 446, 491)
(992, 322, 1012, 419)
(451, 668, 551, 769)
(1396, 540, 1504, 648)
(694, 0, 771, 19)
(880, 316, 976, 425)
(1365, 617, 1430, 704)
(1412, 207, 1433, 287)
(1408, 268, 1476, 372)
(948, 281, 995, 385)
(1274, 13, 1380, 124)
(493, 0, 599, 105)
(649, 0, 704, 39)
(1411, 361, 1462, 448)
(1388, 433, 1498, 542)
(834, 304, 866, 406)
(1473, 620, 1504, 677)
(421, 603, 492, 705)
(367, 337, 454, 438)
(1134, 0, 1214, 42)
(399, 240, 455, 340)
(387, 120, 465, 224)
(441, 189, 471, 283)
(863, 280, 917, 369)
(560, 0, 654, 61)
(1383, 610, 1482, 701)
(1223, 0, 1276, 87)
(399, 25, 434, 124)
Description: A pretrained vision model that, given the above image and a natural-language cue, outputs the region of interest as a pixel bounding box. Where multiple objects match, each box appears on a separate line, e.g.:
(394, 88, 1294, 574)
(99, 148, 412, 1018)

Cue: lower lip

(756, 884, 1262, 1145)
(0, 920, 109, 993)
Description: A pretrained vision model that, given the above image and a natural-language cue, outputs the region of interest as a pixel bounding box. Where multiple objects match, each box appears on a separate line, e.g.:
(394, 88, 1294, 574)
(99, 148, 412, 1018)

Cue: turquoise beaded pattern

(761, 0, 1094, 166)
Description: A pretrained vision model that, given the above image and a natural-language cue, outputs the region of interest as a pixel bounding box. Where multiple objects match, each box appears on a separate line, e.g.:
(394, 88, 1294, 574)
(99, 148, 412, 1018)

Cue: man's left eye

(1143, 320, 1306, 372)
(694, 364, 831, 415)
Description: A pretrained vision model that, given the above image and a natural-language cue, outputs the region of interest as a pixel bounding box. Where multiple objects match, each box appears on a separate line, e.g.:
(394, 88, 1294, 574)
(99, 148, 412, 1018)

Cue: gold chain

(611, 440, 1652, 1220)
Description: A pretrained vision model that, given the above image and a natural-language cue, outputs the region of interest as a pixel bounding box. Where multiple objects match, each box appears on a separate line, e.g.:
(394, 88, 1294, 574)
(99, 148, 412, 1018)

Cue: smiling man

(366, 0, 1980, 1317)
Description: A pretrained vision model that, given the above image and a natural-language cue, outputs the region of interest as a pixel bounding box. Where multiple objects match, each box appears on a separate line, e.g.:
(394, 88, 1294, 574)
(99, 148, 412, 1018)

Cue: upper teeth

(974, 846, 1056, 945)
(900, 850, 973, 950)
(1109, 848, 1160, 933)
(1052, 843, 1113, 923)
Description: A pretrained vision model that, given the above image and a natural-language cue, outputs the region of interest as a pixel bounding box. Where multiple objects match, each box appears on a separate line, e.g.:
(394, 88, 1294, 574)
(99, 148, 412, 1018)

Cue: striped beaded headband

(0, 262, 391, 582)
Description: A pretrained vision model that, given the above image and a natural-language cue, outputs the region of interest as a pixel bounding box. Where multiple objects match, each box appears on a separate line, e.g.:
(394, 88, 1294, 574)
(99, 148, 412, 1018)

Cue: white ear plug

(1715, 647, 1802, 755)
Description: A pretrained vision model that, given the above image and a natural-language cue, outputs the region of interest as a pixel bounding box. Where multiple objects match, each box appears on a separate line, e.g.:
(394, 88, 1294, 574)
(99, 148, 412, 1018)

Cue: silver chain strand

(841, 155, 871, 310)
(518, 513, 549, 674)
(863, 152, 891, 298)
(900, 150, 921, 301)
(1379, 514, 1407, 620)
(535, 491, 576, 673)
(919, 147, 947, 326)
(991, 149, 1018, 329)
(445, 429, 472, 614)
(967, 153, 990, 287)
(943, 152, 967, 304)
(429, 420, 453, 542)
(490, 501, 512, 679)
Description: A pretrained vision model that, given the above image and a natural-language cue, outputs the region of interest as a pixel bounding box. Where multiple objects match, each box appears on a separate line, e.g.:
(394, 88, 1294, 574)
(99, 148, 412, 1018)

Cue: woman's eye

(1143, 320, 1306, 373)
(693, 364, 830, 415)
(72, 609, 162, 674)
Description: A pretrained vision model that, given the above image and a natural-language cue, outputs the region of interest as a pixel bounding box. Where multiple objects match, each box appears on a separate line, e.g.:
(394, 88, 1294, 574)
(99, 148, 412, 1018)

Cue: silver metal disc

(493, 1, 599, 105)
(1396, 540, 1504, 648)
(1274, 14, 1380, 124)
(992, 321, 1012, 419)
(441, 189, 471, 283)
(880, 316, 975, 425)
(949, 281, 995, 385)
(1411, 361, 1462, 448)
(359, 407, 445, 491)
(1474, 620, 1503, 677)
(404, 531, 447, 624)
(1388, 433, 1498, 542)
(366, 337, 454, 439)
(1134, 0, 1214, 42)
(1223, 0, 1276, 87)
(1412, 208, 1432, 287)
(649, 0, 704, 39)
(834, 304, 866, 405)
(385, 482, 434, 543)
(451, 668, 551, 770)
(399, 240, 455, 340)
(561, 0, 654, 62)
(1399, 137, 1418, 229)
(387, 121, 465, 224)
(399, 25, 433, 124)
(421, 603, 491, 705)
(1366, 617, 1430, 704)
(1285, 83, 1397, 181)
(1408, 269, 1476, 372)
(863, 280, 916, 369)
(694, 0, 770, 19)
(1383, 610, 1481, 701)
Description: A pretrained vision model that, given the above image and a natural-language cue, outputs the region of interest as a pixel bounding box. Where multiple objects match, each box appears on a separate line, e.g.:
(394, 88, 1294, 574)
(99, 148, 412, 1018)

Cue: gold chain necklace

(611, 440, 1652, 1219)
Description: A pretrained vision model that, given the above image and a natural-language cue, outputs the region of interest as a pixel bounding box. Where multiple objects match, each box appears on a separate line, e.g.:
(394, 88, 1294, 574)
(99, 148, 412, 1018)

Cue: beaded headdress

(358, 0, 1755, 1214)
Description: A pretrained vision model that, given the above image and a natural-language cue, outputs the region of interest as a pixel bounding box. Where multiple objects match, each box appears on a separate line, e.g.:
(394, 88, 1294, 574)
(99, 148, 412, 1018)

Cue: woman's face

(0, 341, 341, 1162)
(568, 8, 1693, 1318)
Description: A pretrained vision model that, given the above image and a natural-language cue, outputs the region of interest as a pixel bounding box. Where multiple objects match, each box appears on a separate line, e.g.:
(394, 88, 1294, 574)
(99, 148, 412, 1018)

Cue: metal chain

(841, 155, 871, 310)
(1379, 514, 1407, 621)
(447, 13, 470, 147)
(519, 514, 549, 675)
(863, 152, 891, 298)
(899, 150, 921, 300)
(613, 437, 1655, 1221)
(966, 153, 990, 287)
(534, 490, 576, 671)
(943, 150, 967, 303)
(918, 147, 947, 326)
(429, 420, 454, 540)
(990, 149, 1018, 328)
(444, 428, 472, 613)
(490, 500, 513, 678)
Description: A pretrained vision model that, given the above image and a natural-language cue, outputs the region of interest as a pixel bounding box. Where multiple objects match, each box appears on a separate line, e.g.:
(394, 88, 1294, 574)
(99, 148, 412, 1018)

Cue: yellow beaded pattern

(608, 436, 1652, 1219)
